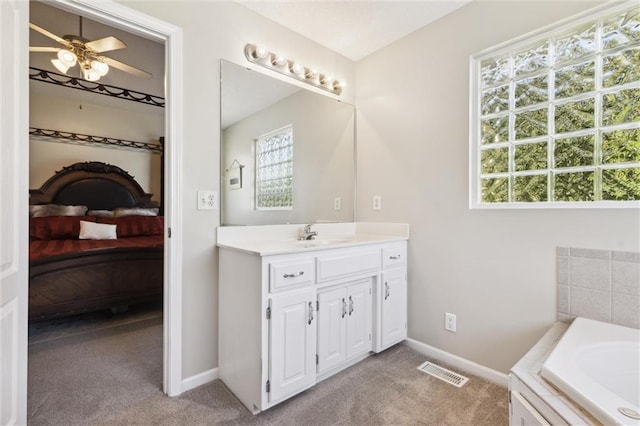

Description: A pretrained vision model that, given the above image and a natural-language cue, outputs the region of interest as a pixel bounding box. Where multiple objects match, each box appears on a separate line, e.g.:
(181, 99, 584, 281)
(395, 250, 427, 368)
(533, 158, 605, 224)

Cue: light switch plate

(197, 190, 218, 210)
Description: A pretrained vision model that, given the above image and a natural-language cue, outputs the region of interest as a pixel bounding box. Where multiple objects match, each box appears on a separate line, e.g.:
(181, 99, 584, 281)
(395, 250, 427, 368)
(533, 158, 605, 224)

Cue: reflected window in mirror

(256, 125, 294, 210)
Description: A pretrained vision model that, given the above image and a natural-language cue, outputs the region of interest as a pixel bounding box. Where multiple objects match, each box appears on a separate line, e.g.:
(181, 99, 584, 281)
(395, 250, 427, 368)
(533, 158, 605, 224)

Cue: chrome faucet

(300, 224, 318, 240)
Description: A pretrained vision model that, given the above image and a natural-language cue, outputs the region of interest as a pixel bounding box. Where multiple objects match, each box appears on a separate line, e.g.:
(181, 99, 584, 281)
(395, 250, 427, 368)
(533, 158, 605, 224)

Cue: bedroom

(1, 0, 639, 424)
(27, 0, 167, 398)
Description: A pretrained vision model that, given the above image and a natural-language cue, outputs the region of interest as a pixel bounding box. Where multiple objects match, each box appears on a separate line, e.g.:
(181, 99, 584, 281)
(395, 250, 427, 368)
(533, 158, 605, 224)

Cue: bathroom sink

(295, 238, 352, 247)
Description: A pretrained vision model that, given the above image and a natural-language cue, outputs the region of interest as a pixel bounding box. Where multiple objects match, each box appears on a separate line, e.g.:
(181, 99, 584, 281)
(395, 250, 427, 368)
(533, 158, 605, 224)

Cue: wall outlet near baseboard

(445, 312, 457, 332)
(334, 197, 341, 210)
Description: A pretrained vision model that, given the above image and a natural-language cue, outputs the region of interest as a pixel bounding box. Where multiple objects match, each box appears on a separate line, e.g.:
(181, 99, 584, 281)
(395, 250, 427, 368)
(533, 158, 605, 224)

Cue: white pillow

(79, 220, 117, 240)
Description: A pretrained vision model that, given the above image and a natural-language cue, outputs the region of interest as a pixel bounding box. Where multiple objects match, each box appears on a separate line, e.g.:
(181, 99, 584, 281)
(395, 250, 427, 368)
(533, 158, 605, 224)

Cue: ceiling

(239, 1, 471, 61)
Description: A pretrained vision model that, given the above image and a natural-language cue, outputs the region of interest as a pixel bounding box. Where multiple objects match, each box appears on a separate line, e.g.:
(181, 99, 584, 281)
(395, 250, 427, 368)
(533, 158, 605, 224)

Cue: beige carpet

(28, 315, 508, 425)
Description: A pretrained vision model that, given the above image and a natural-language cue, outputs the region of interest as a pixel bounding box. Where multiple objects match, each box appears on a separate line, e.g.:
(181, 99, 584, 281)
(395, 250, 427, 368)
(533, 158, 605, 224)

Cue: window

(470, 2, 640, 208)
(255, 125, 293, 210)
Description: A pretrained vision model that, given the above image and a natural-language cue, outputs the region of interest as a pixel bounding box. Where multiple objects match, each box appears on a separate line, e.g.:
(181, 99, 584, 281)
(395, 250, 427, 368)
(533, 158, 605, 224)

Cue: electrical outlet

(372, 195, 382, 211)
(334, 197, 341, 210)
(445, 312, 457, 332)
(197, 190, 218, 210)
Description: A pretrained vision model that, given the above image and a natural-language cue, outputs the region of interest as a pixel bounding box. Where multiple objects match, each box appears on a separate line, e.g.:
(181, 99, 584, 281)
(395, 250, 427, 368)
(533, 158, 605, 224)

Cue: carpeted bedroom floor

(28, 310, 509, 425)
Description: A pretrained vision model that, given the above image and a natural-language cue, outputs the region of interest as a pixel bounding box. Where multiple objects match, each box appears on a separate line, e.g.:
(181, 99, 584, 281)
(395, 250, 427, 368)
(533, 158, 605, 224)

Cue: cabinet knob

(283, 271, 304, 278)
(342, 298, 347, 318)
(308, 301, 314, 325)
(389, 255, 400, 260)
(384, 282, 390, 300)
(349, 296, 354, 316)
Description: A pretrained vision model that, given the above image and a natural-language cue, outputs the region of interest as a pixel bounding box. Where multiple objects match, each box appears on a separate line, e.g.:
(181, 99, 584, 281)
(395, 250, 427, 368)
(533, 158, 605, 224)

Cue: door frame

(37, 0, 184, 396)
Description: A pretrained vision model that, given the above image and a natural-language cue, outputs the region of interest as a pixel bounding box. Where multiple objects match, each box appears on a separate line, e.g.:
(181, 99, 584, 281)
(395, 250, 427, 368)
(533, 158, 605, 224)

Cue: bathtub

(541, 317, 640, 425)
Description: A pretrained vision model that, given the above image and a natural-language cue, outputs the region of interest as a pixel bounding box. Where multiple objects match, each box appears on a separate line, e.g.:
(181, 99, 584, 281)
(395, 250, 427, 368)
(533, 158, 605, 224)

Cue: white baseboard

(181, 367, 219, 393)
(403, 338, 508, 387)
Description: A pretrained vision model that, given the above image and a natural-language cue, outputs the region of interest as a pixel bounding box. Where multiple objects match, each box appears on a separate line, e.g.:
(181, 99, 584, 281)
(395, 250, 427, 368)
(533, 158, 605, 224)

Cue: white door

(0, 0, 29, 424)
(381, 269, 407, 349)
(269, 288, 316, 403)
(346, 280, 372, 358)
(317, 287, 346, 374)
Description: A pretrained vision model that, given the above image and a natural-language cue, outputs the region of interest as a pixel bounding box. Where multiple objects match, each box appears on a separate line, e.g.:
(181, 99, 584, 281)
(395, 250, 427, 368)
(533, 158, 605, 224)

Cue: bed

(29, 161, 164, 320)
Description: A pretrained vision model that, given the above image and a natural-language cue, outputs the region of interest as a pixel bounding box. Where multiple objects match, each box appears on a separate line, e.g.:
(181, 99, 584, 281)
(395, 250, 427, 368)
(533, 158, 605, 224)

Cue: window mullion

(594, 18, 604, 201)
(508, 54, 516, 202)
(548, 35, 556, 202)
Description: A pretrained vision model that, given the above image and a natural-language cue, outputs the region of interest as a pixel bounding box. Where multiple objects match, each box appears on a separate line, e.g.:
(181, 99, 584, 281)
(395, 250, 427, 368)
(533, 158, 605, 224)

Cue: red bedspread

(29, 235, 164, 261)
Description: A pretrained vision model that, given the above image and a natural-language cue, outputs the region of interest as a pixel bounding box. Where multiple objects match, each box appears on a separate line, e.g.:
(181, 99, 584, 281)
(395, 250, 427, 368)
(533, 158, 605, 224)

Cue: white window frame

(469, 1, 640, 209)
(255, 125, 294, 211)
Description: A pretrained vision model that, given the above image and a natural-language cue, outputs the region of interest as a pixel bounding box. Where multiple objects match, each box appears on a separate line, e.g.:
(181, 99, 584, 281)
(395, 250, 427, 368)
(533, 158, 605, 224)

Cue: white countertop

(217, 222, 409, 256)
(217, 233, 407, 256)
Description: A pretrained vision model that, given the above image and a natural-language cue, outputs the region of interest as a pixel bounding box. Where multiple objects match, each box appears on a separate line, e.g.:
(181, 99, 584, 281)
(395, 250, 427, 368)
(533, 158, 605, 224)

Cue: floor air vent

(417, 361, 469, 388)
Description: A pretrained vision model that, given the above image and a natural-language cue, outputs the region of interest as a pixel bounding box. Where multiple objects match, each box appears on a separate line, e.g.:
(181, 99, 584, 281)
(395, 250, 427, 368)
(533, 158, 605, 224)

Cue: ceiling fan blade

(29, 23, 70, 47)
(29, 46, 61, 53)
(101, 56, 152, 79)
(85, 36, 127, 53)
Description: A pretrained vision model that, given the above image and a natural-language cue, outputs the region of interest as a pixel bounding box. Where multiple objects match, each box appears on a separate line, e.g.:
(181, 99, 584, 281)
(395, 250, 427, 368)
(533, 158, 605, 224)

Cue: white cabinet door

(0, 1, 28, 424)
(269, 288, 316, 403)
(346, 280, 371, 359)
(317, 287, 347, 374)
(381, 269, 407, 349)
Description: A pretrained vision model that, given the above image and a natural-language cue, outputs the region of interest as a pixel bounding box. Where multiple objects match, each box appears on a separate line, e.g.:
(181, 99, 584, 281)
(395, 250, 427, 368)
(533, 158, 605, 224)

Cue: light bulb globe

(91, 60, 109, 77)
(82, 68, 100, 82)
(51, 59, 70, 74)
(57, 49, 77, 67)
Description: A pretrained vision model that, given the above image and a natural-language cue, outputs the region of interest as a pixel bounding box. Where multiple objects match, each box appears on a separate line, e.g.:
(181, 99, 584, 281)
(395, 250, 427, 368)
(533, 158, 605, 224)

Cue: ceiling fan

(29, 16, 152, 82)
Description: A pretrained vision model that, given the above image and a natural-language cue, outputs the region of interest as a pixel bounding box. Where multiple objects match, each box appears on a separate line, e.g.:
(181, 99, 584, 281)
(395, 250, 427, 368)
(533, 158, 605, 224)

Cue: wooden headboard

(29, 161, 157, 210)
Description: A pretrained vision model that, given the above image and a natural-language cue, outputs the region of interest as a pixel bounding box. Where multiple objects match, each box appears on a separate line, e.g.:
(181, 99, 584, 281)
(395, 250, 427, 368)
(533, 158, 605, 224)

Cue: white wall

(30, 91, 163, 201)
(222, 89, 354, 225)
(118, 1, 355, 380)
(355, 0, 640, 373)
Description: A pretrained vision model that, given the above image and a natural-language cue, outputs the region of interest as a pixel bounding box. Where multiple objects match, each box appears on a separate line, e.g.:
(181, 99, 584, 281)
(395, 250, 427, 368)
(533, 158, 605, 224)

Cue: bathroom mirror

(220, 60, 355, 226)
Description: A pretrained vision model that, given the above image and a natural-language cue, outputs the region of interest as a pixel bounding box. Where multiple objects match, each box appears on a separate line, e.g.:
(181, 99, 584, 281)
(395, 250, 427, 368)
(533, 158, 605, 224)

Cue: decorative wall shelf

(29, 67, 165, 108)
(29, 127, 163, 154)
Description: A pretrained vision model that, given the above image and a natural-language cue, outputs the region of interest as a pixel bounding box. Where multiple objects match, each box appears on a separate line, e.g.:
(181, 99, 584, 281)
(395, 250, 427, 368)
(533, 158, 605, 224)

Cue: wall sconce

(244, 43, 345, 96)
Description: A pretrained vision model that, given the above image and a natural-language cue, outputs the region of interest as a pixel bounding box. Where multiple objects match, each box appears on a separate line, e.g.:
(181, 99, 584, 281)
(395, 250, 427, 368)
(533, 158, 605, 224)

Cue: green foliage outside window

(477, 5, 640, 204)
(554, 171, 595, 201)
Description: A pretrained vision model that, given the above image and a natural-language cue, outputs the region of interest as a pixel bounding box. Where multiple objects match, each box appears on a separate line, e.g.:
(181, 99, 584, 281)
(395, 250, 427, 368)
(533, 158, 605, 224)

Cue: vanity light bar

(244, 43, 344, 96)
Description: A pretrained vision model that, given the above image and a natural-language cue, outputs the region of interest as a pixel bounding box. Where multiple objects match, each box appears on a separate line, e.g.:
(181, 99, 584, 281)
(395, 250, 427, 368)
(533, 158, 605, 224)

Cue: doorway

(26, 0, 183, 398)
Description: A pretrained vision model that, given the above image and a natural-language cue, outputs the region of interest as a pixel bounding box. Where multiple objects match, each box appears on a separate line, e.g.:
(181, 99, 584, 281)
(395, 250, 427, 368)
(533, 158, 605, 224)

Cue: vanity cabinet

(317, 278, 372, 375)
(268, 287, 317, 403)
(376, 243, 407, 352)
(218, 239, 407, 414)
(379, 268, 407, 350)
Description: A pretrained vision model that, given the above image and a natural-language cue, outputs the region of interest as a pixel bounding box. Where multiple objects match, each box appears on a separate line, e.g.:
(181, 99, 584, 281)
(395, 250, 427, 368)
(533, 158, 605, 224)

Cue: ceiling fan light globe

(82, 67, 100, 82)
(57, 49, 77, 67)
(91, 60, 109, 77)
(51, 59, 70, 74)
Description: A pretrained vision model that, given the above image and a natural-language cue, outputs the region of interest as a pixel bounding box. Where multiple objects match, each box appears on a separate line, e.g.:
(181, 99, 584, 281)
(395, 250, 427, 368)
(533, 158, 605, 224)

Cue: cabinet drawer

(269, 260, 315, 292)
(382, 245, 405, 269)
(316, 250, 380, 282)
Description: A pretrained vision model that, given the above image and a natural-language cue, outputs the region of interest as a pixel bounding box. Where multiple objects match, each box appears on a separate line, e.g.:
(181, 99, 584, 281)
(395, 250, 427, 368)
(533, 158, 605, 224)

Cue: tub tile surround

(557, 247, 640, 329)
